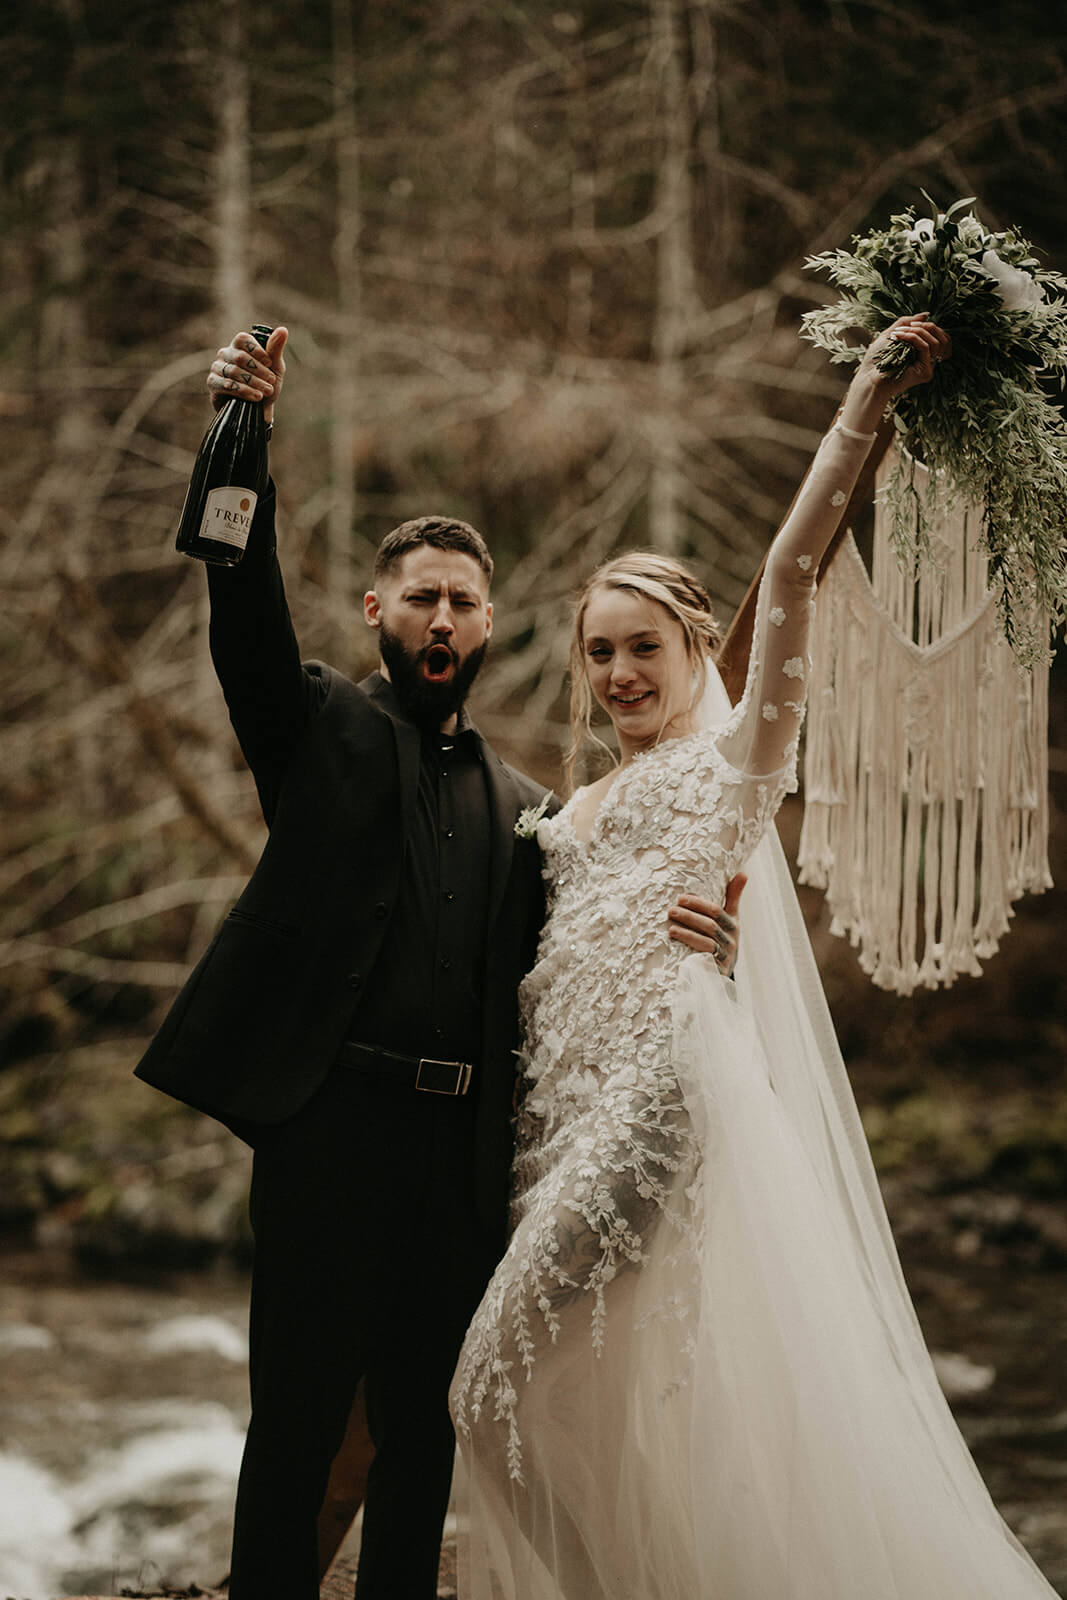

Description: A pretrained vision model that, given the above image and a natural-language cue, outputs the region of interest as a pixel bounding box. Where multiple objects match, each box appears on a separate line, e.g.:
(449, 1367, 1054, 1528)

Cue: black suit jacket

(135, 485, 553, 1237)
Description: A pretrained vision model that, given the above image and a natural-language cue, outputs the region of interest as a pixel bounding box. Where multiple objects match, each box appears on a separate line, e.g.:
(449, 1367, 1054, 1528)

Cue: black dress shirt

(347, 682, 491, 1063)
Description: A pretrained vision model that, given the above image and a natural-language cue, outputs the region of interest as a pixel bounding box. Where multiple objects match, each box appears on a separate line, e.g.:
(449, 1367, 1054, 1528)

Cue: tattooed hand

(667, 872, 746, 977)
(207, 326, 288, 424)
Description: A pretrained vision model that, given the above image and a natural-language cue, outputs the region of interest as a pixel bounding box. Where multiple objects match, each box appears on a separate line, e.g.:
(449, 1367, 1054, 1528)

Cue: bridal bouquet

(802, 195, 1067, 665)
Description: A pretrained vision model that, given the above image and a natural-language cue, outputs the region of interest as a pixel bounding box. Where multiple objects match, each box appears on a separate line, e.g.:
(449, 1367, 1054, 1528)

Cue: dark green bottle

(175, 323, 273, 566)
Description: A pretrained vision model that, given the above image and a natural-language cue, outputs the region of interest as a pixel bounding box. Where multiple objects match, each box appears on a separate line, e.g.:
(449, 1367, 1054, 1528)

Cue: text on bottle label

(198, 487, 258, 549)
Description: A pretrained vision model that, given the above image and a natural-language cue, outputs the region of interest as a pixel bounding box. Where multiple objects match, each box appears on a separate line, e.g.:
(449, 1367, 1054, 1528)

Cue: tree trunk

(648, 0, 695, 553)
(328, 0, 362, 667)
(566, 54, 595, 351)
(198, 0, 253, 728)
(39, 4, 96, 818)
(215, 0, 252, 334)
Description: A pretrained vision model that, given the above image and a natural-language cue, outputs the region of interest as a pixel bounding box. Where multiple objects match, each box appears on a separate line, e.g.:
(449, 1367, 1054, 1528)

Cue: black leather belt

(338, 1040, 473, 1096)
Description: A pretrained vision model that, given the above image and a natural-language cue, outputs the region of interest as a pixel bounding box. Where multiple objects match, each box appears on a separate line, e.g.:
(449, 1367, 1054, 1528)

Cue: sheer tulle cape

(673, 829, 1050, 1597)
(452, 661, 1056, 1599)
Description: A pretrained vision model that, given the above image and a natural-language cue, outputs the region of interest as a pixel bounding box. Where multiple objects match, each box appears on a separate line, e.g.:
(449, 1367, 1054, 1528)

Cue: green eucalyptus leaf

(803, 192, 1067, 664)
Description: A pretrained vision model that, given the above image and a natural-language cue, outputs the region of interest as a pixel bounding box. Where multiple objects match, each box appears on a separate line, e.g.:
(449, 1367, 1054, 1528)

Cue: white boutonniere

(514, 793, 553, 839)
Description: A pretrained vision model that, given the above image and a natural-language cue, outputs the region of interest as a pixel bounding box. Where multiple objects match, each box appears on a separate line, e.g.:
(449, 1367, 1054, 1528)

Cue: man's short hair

(373, 516, 494, 584)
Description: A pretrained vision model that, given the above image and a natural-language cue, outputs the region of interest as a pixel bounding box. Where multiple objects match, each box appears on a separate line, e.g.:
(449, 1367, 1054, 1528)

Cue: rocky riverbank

(1, 1043, 1066, 1597)
(3, 1030, 1067, 1275)
(1, 1240, 1064, 1598)
(0, 1042, 253, 1273)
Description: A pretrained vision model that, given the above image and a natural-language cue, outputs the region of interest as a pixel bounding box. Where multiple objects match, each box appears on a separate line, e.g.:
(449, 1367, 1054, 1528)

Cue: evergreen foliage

(804, 199, 1067, 664)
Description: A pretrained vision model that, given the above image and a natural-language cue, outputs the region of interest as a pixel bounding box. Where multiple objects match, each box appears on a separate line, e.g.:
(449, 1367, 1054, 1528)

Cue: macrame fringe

(798, 450, 1051, 995)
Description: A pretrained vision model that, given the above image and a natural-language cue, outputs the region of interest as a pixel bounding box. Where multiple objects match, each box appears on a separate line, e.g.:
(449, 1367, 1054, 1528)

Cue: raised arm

(716, 314, 950, 780)
(198, 327, 324, 820)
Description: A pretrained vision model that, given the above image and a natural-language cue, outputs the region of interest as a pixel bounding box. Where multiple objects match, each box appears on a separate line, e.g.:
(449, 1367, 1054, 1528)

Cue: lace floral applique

(453, 540, 817, 1478)
(782, 657, 805, 679)
(451, 712, 798, 1477)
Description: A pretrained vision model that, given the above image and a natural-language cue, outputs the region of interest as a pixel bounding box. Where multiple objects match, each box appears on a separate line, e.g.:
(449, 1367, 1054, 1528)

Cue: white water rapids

(0, 1277, 250, 1599)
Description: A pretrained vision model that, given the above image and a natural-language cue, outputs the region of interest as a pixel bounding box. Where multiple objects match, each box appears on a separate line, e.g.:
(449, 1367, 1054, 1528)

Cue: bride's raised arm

(715, 314, 950, 782)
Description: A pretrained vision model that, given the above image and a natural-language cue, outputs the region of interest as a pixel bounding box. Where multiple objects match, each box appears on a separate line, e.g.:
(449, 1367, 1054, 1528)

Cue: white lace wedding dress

(450, 424, 1058, 1599)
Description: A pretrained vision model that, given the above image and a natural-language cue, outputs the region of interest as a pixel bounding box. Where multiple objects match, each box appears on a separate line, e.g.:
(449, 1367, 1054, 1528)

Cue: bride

(449, 314, 1060, 1598)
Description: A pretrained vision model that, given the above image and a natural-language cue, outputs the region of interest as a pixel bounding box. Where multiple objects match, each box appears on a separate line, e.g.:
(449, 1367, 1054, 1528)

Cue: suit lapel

(364, 673, 421, 840)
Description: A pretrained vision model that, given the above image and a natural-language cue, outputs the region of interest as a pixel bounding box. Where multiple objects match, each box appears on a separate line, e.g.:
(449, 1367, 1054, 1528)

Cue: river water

(0, 1255, 249, 1599)
(0, 1243, 1065, 1598)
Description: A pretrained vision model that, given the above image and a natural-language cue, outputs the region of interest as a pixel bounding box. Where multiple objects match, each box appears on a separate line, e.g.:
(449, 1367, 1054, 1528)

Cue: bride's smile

(581, 587, 698, 762)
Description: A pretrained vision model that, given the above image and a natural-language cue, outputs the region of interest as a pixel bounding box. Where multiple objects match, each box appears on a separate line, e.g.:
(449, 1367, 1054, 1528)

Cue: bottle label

(198, 486, 258, 549)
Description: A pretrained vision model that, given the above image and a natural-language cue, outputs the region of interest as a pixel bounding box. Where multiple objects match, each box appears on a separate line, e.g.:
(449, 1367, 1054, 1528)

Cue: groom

(135, 326, 741, 1599)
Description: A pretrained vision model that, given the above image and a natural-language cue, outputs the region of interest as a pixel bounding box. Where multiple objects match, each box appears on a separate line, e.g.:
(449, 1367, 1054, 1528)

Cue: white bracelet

(832, 420, 878, 443)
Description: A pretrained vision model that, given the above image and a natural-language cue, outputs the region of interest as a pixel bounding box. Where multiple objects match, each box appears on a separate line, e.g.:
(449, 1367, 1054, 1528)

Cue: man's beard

(378, 622, 488, 728)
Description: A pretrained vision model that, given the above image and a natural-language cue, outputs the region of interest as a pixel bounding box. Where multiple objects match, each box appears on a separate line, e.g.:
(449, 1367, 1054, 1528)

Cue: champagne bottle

(175, 322, 274, 566)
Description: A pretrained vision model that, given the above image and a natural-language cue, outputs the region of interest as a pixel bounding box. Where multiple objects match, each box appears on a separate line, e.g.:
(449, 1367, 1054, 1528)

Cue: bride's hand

(838, 314, 950, 434)
(860, 313, 951, 398)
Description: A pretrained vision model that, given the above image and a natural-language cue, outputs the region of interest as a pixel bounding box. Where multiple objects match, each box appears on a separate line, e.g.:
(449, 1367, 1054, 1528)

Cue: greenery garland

(802, 196, 1067, 666)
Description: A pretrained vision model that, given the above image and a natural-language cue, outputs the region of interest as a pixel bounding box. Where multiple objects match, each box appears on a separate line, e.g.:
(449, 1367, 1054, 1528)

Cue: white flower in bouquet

(802, 193, 1067, 665)
(906, 217, 938, 258)
(976, 249, 1045, 312)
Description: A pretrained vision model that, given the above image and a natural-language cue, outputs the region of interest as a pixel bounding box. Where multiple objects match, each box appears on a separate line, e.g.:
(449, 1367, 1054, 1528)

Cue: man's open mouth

(422, 643, 458, 682)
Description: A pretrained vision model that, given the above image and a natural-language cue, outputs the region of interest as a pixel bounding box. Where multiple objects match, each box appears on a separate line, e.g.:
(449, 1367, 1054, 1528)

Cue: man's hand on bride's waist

(667, 874, 746, 977)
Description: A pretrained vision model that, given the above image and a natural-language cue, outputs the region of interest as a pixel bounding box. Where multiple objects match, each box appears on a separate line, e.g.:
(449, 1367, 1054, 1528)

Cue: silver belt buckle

(415, 1057, 472, 1096)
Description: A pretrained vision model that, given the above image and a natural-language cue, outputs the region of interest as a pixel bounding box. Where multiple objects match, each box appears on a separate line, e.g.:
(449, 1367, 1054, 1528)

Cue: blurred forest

(1, 0, 1066, 1266)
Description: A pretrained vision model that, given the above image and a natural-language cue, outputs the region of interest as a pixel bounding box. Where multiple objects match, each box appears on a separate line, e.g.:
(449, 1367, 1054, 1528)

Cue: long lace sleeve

(715, 421, 877, 782)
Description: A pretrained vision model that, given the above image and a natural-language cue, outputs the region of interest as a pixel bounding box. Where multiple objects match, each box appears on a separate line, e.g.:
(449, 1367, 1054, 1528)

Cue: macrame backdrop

(797, 446, 1051, 994)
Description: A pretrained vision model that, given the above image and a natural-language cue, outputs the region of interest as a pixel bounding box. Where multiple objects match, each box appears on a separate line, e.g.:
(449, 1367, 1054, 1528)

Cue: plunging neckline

(563, 781, 613, 849)
(562, 729, 707, 848)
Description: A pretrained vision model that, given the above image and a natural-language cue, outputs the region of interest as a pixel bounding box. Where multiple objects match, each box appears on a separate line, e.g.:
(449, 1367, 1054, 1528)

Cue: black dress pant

(228, 1061, 502, 1600)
